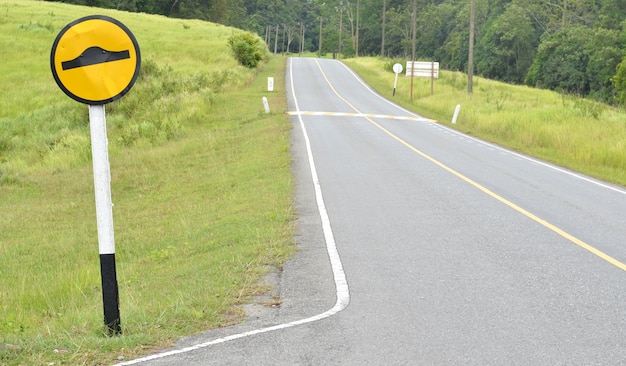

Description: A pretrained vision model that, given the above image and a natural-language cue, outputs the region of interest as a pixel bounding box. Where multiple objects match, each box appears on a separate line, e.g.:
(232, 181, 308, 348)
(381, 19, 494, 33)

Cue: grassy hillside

(344, 57, 626, 187)
(1, 1, 292, 364)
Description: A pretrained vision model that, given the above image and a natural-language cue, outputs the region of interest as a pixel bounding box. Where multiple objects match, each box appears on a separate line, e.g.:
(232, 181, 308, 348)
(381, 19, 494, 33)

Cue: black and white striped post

(89, 104, 121, 335)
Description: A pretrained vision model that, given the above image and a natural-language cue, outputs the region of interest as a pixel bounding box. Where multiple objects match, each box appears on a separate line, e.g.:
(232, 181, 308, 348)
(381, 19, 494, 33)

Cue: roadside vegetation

(344, 57, 626, 187)
(1, 1, 292, 364)
(3, 0, 626, 364)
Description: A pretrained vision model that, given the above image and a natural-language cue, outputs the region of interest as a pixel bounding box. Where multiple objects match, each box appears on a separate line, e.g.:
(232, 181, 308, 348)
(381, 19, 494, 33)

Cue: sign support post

(392, 63, 403, 96)
(89, 105, 121, 335)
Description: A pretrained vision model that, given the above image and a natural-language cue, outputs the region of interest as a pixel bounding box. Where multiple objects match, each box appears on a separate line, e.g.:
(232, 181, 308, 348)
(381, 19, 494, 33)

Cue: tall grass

(344, 57, 626, 186)
(1, 1, 293, 364)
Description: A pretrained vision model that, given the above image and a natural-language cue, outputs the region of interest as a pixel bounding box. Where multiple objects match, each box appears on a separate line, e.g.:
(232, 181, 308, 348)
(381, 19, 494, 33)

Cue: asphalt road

(119, 57, 626, 365)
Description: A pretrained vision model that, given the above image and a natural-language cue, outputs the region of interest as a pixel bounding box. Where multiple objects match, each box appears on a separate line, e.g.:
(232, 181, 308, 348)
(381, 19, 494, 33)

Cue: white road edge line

(337, 61, 626, 196)
(116, 58, 350, 366)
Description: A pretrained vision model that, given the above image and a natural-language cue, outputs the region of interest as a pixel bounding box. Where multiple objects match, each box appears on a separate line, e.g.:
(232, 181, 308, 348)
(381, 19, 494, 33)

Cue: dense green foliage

(227, 31, 266, 68)
(613, 58, 626, 104)
(46, 0, 626, 105)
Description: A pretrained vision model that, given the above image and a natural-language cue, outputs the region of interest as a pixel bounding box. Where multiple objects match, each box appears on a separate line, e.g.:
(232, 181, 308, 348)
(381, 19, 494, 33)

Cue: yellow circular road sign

(51, 15, 141, 105)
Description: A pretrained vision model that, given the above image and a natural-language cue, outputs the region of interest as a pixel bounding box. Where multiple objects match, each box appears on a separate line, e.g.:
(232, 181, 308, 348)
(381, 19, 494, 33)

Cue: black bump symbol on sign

(62, 46, 130, 70)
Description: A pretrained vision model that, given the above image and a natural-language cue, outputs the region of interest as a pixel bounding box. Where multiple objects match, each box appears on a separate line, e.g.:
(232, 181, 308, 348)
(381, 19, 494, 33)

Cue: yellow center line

(311, 59, 626, 272)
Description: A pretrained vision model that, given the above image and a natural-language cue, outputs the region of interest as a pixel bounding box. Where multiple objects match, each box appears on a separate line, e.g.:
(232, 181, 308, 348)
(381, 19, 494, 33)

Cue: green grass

(344, 57, 626, 187)
(1, 1, 293, 364)
(3, 1, 626, 364)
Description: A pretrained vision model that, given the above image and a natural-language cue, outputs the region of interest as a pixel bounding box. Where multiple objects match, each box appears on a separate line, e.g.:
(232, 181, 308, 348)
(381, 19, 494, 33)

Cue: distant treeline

(46, 0, 626, 105)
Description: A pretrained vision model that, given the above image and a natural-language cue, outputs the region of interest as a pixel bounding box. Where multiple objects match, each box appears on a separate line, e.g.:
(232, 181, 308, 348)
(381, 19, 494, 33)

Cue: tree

(612, 56, 626, 105)
(514, 0, 598, 32)
(585, 28, 623, 101)
(525, 26, 622, 101)
(476, 3, 537, 83)
(382, 0, 387, 56)
(596, 0, 626, 29)
(226, 0, 247, 29)
(415, 2, 457, 60)
(384, 5, 412, 58)
(208, 0, 228, 24)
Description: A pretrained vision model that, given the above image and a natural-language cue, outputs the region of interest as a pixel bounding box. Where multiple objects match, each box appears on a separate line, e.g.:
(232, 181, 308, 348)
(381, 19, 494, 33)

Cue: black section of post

(100, 253, 122, 335)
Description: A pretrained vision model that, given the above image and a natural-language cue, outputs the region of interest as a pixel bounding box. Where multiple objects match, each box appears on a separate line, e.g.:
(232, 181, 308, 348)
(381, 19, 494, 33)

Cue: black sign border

(50, 15, 141, 105)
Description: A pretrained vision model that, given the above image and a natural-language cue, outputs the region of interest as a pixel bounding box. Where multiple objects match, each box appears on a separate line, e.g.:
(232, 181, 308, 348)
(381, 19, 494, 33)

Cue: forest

(46, 0, 626, 105)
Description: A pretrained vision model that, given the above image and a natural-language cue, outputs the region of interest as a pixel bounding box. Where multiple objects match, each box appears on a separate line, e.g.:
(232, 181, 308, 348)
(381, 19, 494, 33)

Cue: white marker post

(392, 63, 403, 96)
(263, 96, 270, 114)
(452, 104, 461, 124)
(51, 15, 141, 336)
(89, 104, 121, 334)
(267, 77, 274, 92)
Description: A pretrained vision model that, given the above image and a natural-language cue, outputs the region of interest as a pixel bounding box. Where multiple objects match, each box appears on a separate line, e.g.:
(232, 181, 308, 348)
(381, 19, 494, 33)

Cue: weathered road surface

(119, 58, 626, 365)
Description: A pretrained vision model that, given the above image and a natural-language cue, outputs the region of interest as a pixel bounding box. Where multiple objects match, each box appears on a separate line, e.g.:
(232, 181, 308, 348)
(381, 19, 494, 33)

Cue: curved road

(120, 58, 626, 365)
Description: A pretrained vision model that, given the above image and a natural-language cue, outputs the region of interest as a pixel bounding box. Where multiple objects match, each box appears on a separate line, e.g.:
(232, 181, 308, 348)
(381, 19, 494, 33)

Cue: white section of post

(393, 72, 399, 96)
(263, 96, 270, 114)
(89, 104, 115, 255)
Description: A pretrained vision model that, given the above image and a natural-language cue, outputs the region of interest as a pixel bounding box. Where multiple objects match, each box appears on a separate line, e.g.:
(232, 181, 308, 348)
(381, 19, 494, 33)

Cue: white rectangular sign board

(406, 61, 439, 78)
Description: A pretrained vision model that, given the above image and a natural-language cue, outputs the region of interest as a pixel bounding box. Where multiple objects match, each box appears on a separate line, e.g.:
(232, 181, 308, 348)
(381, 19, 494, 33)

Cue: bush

(227, 32, 265, 68)
(525, 26, 622, 103)
(612, 58, 626, 106)
(382, 58, 405, 73)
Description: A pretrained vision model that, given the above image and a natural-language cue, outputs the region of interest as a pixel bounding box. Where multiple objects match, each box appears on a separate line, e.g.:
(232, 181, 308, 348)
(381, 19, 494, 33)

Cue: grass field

(1, 1, 292, 364)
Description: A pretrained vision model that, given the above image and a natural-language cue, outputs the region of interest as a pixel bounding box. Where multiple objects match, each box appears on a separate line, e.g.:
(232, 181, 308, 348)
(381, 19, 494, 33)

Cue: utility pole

(356, 0, 360, 57)
(319, 16, 323, 57)
(282, 24, 286, 53)
(468, 0, 475, 94)
(381, 0, 386, 57)
(274, 25, 279, 54)
(338, 1, 343, 59)
(410, 0, 416, 99)
(300, 22, 305, 54)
